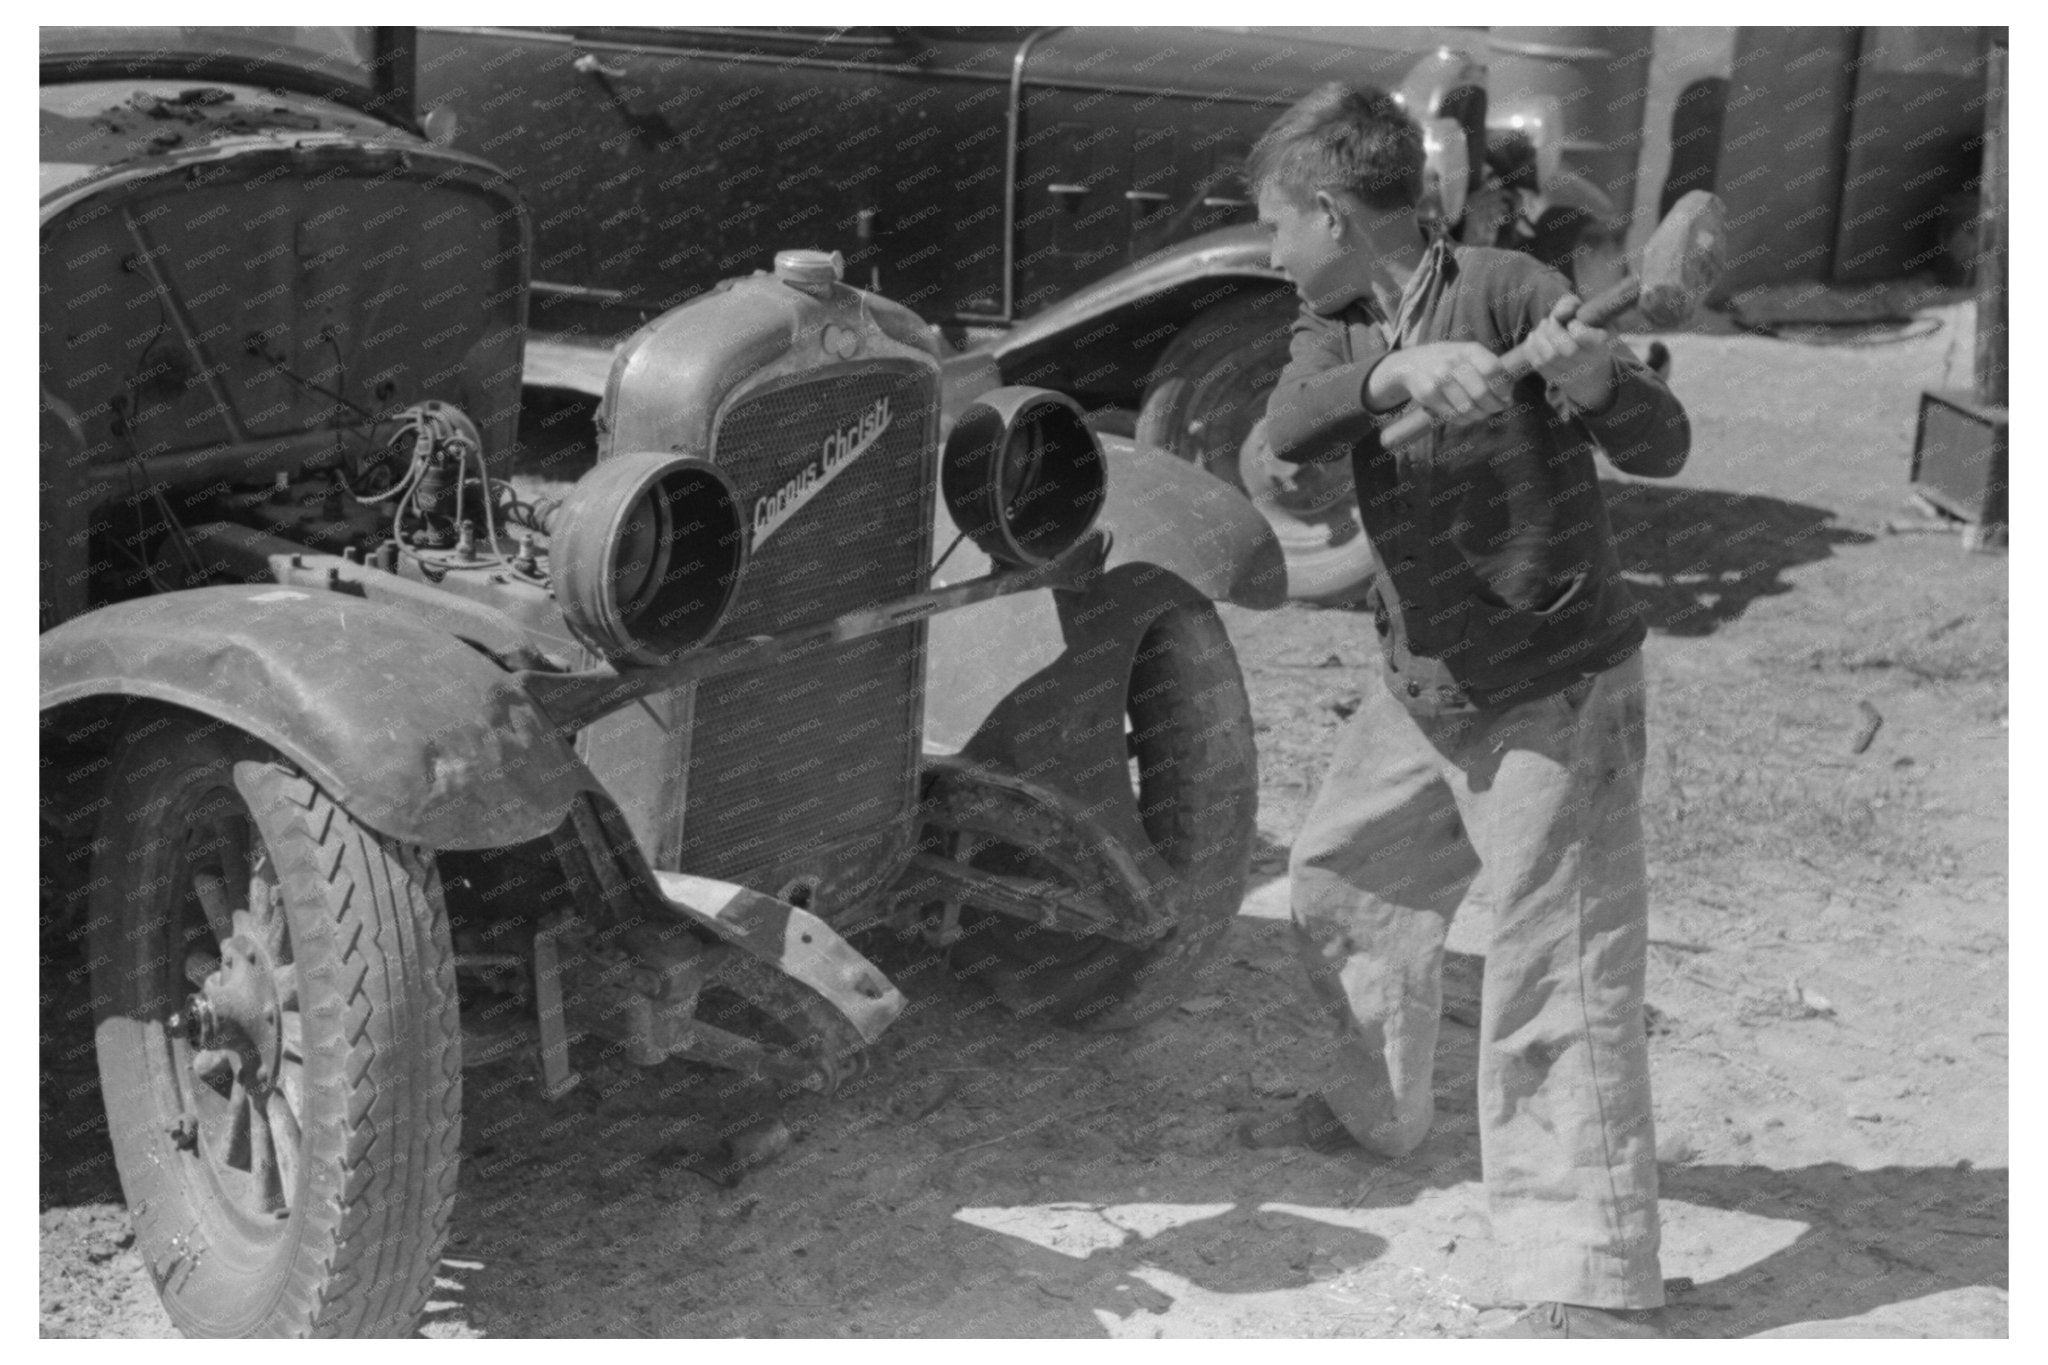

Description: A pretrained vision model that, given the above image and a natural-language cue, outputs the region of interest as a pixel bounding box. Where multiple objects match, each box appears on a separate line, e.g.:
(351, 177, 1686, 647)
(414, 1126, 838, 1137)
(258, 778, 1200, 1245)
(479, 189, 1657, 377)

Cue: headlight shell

(941, 387, 1105, 569)
(552, 452, 747, 664)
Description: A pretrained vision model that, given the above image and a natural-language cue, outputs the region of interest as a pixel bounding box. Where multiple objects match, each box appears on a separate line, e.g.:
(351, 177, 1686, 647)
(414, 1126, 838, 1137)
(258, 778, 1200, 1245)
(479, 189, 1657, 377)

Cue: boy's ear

(1313, 189, 1346, 237)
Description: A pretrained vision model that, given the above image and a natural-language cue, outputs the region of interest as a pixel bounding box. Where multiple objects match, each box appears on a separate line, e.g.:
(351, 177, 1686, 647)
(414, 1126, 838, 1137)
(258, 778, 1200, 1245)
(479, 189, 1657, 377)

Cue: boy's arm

(1508, 262, 1692, 479)
(1263, 311, 1399, 466)
(1563, 337, 1691, 479)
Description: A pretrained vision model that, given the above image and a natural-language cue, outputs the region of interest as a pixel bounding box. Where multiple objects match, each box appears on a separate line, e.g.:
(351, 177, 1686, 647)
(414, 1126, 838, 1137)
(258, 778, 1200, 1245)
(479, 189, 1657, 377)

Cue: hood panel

(41, 79, 406, 201)
(41, 140, 525, 470)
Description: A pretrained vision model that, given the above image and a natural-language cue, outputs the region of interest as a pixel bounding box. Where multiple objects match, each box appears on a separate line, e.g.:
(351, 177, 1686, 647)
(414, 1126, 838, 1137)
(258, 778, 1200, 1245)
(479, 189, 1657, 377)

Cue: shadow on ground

(1661, 1161, 2007, 1338)
(1602, 480, 1871, 638)
(38, 912, 2006, 1337)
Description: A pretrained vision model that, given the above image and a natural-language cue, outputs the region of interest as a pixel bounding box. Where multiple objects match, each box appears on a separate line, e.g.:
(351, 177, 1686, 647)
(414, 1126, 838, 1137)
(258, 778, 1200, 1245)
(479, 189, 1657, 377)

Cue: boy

(1241, 83, 1690, 1339)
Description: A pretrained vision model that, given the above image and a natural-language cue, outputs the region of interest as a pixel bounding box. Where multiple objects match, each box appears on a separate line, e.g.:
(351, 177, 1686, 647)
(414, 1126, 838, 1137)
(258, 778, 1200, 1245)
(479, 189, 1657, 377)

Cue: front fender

(40, 586, 594, 850)
(922, 427, 1281, 754)
(1097, 433, 1286, 609)
(950, 563, 1213, 890)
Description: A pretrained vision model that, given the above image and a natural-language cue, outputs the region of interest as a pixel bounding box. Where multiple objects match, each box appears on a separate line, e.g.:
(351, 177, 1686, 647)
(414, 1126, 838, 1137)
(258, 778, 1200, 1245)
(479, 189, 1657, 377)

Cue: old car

(40, 25, 1281, 1338)
(412, 25, 1501, 602)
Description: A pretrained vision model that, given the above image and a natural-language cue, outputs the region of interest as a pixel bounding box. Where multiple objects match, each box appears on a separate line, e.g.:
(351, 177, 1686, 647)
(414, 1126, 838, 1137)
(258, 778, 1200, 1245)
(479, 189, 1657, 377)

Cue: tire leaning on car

(1135, 290, 1379, 604)
(88, 715, 460, 1338)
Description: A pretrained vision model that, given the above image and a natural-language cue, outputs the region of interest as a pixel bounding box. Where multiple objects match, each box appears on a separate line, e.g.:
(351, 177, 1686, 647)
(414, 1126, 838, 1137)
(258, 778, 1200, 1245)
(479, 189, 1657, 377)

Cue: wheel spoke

(185, 948, 221, 987)
(245, 850, 289, 954)
(279, 1049, 305, 1117)
(190, 1047, 236, 1090)
(190, 870, 237, 940)
(266, 1088, 302, 1207)
(269, 961, 299, 1014)
(245, 1087, 287, 1215)
(222, 1079, 253, 1169)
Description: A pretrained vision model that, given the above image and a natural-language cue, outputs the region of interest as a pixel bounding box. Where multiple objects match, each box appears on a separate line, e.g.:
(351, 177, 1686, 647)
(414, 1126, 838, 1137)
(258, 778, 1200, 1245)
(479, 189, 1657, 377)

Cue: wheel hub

(186, 930, 284, 1096)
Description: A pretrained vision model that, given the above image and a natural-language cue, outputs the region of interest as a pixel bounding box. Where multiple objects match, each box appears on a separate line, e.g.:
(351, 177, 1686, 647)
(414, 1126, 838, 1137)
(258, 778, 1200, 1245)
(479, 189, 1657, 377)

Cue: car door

(420, 26, 893, 336)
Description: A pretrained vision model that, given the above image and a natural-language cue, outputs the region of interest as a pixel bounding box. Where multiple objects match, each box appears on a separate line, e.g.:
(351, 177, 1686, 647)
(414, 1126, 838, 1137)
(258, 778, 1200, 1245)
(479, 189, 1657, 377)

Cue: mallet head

(1637, 191, 1727, 329)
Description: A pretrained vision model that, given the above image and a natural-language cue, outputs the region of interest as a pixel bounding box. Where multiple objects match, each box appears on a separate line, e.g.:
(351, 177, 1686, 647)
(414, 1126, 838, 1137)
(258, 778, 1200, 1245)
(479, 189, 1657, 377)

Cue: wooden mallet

(1379, 189, 1728, 448)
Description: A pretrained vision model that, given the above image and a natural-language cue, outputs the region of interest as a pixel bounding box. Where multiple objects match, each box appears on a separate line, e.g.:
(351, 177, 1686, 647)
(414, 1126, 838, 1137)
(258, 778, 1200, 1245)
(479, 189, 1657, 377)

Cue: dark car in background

(415, 25, 1496, 599)
(417, 26, 1454, 350)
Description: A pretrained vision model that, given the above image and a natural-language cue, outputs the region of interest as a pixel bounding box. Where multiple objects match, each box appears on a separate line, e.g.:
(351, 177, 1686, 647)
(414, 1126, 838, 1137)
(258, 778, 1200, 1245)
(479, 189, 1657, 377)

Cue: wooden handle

(1377, 275, 1642, 449)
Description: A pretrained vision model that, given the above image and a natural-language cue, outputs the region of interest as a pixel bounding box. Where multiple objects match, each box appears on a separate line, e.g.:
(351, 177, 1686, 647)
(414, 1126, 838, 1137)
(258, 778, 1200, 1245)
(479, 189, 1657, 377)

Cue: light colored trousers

(1288, 653, 1662, 1309)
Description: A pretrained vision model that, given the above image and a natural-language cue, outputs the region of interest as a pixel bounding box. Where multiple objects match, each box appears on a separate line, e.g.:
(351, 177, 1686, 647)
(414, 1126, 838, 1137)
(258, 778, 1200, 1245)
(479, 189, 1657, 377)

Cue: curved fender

(40, 585, 594, 850)
(1097, 433, 1287, 609)
(975, 224, 1281, 371)
(923, 436, 1279, 753)
(952, 563, 1219, 888)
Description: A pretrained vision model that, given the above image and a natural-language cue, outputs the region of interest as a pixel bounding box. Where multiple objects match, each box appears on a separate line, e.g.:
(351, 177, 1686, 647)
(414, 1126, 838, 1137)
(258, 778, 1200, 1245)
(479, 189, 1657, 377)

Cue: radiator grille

(679, 363, 935, 879)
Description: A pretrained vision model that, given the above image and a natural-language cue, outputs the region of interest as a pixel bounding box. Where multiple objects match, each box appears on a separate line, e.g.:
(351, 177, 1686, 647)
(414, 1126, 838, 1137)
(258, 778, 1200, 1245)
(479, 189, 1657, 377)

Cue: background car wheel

(1234, 417, 1381, 605)
(1136, 292, 1378, 603)
(88, 716, 460, 1338)
(1135, 290, 1293, 486)
(961, 602, 1258, 1029)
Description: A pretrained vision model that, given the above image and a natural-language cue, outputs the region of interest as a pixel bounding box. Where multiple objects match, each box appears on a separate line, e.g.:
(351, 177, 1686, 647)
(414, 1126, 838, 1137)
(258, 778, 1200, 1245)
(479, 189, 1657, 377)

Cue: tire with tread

(88, 715, 460, 1338)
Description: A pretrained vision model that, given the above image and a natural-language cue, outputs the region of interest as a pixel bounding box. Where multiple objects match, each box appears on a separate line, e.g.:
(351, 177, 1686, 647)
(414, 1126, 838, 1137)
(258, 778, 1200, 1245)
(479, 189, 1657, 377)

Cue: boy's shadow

(1601, 480, 1873, 637)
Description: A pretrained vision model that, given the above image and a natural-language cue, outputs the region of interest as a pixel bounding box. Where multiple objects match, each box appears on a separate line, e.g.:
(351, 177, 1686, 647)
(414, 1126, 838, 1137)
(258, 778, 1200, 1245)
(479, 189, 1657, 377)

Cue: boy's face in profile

(1257, 181, 1408, 315)
(1257, 182, 1347, 312)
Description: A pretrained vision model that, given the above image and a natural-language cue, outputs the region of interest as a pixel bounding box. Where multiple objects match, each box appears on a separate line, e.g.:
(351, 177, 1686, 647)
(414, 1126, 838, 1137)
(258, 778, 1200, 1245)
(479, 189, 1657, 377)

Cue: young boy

(1241, 83, 1691, 1339)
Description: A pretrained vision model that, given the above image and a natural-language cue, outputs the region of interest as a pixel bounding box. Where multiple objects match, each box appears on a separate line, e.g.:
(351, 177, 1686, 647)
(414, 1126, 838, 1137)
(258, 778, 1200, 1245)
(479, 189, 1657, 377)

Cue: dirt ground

(40, 287, 2007, 1338)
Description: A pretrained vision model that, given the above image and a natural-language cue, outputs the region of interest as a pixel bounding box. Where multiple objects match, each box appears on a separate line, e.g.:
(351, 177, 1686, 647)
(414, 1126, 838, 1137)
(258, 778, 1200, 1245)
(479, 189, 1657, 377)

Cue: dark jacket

(1266, 246, 1689, 713)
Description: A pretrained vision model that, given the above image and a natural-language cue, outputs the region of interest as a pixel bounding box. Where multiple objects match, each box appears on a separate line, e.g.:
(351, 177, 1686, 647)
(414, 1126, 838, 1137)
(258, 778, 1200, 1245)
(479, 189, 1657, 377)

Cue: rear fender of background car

(968, 224, 1286, 404)
(40, 586, 594, 851)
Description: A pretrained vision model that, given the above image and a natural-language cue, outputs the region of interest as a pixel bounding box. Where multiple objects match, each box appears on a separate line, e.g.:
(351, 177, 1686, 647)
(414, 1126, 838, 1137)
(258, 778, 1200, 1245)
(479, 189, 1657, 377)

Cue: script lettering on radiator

(750, 398, 892, 546)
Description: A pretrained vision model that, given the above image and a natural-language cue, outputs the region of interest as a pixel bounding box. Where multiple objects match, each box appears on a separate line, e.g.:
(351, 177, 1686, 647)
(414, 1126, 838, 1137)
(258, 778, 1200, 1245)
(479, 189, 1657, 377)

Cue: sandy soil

(40, 294, 2007, 1338)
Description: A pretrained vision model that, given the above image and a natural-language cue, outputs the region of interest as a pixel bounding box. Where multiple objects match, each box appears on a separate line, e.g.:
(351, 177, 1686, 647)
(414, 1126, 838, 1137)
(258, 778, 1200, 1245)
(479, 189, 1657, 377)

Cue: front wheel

(1135, 292, 1377, 603)
(957, 602, 1258, 1029)
(88, 715, 460, 1338)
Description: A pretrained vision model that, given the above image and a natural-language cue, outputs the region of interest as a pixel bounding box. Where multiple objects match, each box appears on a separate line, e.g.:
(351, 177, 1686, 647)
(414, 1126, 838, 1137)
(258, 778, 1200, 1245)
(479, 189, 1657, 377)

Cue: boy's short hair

(1247, 82, 1424, 211)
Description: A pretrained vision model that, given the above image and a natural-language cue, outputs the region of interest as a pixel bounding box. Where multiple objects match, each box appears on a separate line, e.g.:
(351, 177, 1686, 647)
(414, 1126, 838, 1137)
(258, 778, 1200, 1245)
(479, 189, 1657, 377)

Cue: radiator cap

(774, 249, 844, 297)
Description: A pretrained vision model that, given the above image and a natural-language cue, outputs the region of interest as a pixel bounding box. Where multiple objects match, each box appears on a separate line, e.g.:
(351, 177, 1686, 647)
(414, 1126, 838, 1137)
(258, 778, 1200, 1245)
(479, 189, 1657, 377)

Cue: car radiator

(679, 362, 937, 881)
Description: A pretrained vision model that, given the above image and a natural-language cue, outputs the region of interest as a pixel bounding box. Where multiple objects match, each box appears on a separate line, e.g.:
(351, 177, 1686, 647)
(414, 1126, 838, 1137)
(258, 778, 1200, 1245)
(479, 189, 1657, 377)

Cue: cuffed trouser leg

(1451, 656, 1662, 1309)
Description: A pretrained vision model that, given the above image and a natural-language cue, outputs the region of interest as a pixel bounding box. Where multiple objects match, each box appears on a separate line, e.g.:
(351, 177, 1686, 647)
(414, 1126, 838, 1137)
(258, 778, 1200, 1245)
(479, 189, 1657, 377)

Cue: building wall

(1831, 28, 1989, 282)
(1629, 26, 1989, 290)
(1713, 28, 1861, 292)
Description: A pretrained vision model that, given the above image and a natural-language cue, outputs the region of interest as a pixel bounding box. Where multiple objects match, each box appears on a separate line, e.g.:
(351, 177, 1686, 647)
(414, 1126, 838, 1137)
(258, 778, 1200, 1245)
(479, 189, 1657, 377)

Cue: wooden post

(1908, 27, 2007, 547)
(1975, 31, 2007, 407)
